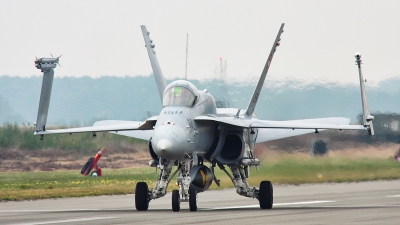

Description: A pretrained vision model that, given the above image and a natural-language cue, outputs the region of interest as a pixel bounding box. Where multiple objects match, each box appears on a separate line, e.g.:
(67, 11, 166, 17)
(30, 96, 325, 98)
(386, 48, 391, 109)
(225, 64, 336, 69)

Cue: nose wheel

(171, 188, 198, 212)
(172, 190, 180, 212)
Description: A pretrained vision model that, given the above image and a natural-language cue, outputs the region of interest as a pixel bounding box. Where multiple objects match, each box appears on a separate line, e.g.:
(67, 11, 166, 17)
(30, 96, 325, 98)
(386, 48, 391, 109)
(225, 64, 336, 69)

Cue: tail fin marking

(141, 25, 167, 104)
(245, 23, 285, 117)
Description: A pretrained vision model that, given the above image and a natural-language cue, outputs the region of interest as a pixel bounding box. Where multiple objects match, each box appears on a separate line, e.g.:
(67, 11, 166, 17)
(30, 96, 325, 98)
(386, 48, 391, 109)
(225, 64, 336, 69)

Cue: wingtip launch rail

(34, 56, 60, 140)
(355, 53, 374, 135)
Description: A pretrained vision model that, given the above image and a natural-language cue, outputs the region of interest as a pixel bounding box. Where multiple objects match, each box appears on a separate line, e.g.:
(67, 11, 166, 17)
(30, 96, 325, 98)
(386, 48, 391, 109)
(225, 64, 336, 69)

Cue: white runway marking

(386, 195, 400, 198)
(0, 209, 99, 213)
(11, 217, 115, 225)
(205, 200, 335, 210)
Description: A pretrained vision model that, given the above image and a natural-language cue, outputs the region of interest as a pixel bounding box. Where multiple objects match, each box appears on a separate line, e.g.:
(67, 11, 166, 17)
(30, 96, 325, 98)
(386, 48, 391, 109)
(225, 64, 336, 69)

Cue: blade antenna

(185, 33, 189, 80)
(56, 55, 62, 67)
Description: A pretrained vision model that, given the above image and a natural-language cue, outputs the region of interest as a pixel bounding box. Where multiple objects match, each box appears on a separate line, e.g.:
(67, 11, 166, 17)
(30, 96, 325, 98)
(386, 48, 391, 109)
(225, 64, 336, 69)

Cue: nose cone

(152, 123, 188, 159)
(156, 139, 173, 157)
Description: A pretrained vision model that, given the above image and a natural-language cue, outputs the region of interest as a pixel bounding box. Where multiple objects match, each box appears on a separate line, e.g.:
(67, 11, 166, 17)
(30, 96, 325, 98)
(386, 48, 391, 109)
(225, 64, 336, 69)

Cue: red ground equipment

(394, 148, 400, 162)
(81, 148, 107, 176)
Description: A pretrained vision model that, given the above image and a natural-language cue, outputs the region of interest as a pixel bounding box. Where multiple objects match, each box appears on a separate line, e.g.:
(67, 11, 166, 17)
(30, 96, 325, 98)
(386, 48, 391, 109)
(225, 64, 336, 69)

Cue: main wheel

(172, 190, 180, 212)
(259, 180, 273, 209)
(189, 188, 198, 212)
(135, 182, 149, 211)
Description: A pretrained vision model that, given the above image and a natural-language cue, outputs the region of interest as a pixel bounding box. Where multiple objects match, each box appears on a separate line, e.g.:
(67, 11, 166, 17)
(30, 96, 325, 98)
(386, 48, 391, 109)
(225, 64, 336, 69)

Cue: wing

(195, 115, 364, 130)
(250, 117, 365, 130)
(252, 117, 366, 143)
(93, 119, 153, 141)
(34, 116, 157, 137)
(195, 113, 250, 128)
(195, 115, 367, 143)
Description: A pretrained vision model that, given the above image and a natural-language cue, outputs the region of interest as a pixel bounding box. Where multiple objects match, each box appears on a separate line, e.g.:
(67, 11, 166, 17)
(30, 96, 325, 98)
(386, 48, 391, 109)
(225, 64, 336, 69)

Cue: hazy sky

(1, 0, 399, 84)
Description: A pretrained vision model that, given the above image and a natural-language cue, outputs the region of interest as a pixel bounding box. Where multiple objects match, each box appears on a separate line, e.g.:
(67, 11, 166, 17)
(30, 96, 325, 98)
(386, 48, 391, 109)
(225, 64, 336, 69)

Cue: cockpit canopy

(163, 80, 199, 107)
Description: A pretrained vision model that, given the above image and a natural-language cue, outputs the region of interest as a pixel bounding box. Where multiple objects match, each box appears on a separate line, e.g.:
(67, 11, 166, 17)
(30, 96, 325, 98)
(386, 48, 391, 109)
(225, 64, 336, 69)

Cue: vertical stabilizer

(245, 23, 285, 117)
(141, 25, 167, 104)
(34, 56, 60, 137)
(355, 53, 374, 135)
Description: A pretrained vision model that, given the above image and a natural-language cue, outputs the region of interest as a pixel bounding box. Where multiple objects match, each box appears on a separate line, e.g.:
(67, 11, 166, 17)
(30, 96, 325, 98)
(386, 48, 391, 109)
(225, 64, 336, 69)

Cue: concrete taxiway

(1, 180, 399, 224)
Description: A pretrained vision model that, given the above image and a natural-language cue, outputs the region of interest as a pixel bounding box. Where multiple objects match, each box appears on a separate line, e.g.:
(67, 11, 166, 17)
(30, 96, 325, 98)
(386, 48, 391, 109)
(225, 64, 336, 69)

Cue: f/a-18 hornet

(34, 23, 374, 211)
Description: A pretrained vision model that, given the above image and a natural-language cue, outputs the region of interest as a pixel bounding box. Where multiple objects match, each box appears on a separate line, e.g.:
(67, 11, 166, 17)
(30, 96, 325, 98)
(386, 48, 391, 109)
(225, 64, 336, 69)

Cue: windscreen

(163, 86, 196, 107)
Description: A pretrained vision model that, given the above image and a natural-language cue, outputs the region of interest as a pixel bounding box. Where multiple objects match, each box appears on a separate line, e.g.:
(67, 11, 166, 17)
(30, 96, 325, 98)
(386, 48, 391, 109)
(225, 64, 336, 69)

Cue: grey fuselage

(151, 80, 217, 160)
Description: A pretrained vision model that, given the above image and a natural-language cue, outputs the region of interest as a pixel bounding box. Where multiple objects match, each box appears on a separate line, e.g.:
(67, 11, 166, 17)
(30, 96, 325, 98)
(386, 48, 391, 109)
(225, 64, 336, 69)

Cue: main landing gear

(135, 182, 149, 211)
(259, 180, 273, 209)
(134, 158, 273, 211)
(218, 164, 273, 209)
(134, 159, 174, 211)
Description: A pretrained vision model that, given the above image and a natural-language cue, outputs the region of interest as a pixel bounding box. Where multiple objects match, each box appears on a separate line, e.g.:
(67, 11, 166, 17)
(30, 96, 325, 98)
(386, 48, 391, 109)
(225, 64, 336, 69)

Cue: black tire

(90, 171, 98, 177)
(135, 182, 149, 211)
(172, 190, 180, 212)
(189, 188, 198, 212)
(259, 180, 273, 209)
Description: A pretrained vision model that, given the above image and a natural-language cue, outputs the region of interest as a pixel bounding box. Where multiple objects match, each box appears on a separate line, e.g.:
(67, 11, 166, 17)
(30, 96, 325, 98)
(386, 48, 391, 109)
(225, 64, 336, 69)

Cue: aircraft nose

(156, 139, 173, 156)
(152, 123, 188, 159)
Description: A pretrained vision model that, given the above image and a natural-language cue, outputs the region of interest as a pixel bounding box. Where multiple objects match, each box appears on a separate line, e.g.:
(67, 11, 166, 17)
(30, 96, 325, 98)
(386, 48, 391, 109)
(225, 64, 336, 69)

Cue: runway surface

(1, 180, 400, 225)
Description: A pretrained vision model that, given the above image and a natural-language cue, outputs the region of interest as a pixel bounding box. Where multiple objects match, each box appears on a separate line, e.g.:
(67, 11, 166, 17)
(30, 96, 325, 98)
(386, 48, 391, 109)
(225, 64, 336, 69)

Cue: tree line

(0, 123, 145, 154)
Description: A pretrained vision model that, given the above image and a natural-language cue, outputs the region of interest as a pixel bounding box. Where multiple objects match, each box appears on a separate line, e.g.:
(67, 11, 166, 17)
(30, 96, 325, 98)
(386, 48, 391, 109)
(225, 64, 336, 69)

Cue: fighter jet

(34, 23, 374, 212)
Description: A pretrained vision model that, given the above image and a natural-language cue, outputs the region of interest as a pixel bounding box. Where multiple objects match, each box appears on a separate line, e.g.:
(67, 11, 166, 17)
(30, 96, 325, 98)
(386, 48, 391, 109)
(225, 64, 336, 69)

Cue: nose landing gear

(171, 155, 202, 212)
(172, 190, 180, 212)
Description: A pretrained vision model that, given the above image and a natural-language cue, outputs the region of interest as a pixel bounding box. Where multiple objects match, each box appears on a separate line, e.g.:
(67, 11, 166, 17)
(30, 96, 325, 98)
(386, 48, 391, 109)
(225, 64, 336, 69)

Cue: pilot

(163, 84, 197, 107)
(173, 87, 192, 106)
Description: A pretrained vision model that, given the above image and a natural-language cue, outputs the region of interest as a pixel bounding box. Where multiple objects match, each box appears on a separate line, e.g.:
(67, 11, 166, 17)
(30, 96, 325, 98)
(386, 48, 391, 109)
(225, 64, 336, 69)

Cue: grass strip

(1, 157, 399, 201)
